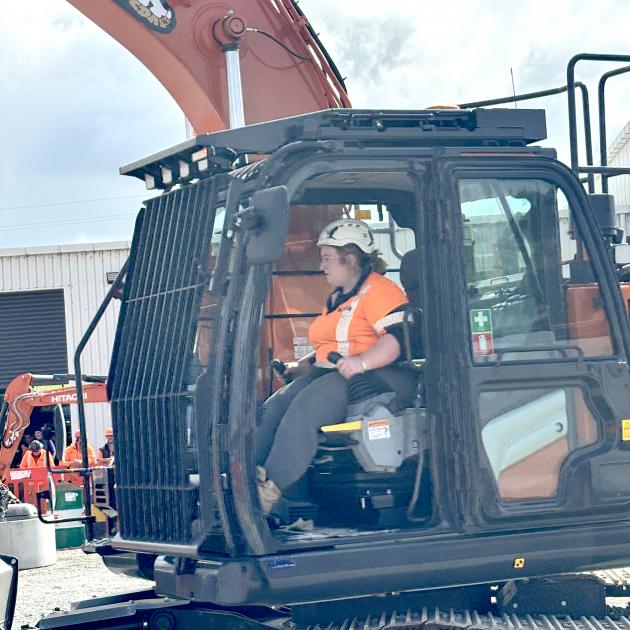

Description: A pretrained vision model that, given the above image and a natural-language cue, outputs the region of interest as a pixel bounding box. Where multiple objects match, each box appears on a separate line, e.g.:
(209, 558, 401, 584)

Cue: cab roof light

(179, 160, 190, 179)
(197, 158, 209, 172)
(160, 166, 173, 185)
(192, 147, 208, 162)
(144, 173, 156, 190)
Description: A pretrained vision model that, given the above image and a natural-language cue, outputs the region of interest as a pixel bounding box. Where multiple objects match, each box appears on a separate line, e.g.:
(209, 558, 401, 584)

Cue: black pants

(255, 366, 418, 491)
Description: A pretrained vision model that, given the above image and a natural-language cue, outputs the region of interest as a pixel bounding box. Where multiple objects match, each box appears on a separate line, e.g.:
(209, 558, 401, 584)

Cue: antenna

(510, 67, 518, 109)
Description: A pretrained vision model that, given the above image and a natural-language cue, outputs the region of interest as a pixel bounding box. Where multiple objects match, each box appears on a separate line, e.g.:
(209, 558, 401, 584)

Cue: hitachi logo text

(50, 392, 87, 404)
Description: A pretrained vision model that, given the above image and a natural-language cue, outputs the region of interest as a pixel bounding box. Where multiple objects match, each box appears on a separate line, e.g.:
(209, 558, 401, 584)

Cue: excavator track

(303, 607, 630, 630)
(300, 572, 630, 630)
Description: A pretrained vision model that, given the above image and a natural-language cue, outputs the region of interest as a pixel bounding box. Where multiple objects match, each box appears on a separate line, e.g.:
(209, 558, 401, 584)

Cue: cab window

(459, 178, 615, 362)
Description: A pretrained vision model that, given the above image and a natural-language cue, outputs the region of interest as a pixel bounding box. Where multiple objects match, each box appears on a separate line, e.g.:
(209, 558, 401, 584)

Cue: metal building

(608, 120, 630, 230)
(0, 241, 130, 448)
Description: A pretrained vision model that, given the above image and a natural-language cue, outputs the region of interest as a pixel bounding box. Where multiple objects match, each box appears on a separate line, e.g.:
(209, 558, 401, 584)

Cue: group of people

(13, 427, 115, 470)
(11, 427, 57, 469)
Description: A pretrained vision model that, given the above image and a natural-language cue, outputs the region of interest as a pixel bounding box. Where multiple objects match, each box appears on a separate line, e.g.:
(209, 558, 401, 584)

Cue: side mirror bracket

(241, 186, 289, 264)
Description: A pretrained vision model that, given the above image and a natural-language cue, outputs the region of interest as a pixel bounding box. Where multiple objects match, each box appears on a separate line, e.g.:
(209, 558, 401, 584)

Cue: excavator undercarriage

(30, 570, 630, 629)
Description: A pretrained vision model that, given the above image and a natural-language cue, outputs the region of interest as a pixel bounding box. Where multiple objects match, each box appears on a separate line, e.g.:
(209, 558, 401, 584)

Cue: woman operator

(256, 218, 418, 515)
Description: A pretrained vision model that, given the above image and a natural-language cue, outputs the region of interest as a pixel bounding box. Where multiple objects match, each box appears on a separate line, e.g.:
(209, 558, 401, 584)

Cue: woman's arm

(337, 333, 400, 380)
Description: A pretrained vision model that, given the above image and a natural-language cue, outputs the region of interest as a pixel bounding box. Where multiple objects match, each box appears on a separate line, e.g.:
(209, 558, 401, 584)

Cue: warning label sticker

(622, 419, 630, 441)
(367, 419, 391, 441)
(471, 332, 494, 356)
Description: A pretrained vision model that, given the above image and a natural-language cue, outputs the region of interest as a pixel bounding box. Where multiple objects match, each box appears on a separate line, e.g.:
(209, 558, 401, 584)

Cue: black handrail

(460, 82, 595, 191)
(494, 343, 584, 365)
(72, 258, 128, 541)
(567, 54, 630, 187)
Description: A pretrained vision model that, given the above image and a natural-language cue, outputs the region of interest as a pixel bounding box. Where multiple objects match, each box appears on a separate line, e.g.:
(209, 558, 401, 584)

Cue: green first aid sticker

(470, 309, 492, 333)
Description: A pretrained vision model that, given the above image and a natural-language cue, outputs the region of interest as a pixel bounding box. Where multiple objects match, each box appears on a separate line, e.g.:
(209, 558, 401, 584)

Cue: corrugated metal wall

(608, 121, 630, 231)
(0, 242, 129, 448)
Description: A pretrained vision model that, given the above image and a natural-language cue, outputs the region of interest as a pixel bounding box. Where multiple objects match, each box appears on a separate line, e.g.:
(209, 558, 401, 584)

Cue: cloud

(0, 1, 183, 248)
(301, 0, 630, 164)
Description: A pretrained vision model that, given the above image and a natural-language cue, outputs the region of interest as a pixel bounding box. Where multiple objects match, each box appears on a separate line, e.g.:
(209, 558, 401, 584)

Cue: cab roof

(121, 108, 547, 190)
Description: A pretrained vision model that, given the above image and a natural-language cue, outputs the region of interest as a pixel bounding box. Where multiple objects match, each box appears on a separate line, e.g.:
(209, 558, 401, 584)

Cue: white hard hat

(317, 219, 376, 254)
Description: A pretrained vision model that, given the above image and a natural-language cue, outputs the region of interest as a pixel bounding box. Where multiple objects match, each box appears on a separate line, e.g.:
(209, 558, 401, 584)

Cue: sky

(1, 0, 630, 249)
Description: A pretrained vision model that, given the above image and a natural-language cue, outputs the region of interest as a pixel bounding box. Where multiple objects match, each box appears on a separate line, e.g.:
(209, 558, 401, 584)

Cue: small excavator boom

(0, 373, 108, 482)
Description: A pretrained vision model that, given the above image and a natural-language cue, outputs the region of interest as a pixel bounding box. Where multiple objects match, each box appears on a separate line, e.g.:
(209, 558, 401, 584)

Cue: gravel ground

(12, 548, 151, 629)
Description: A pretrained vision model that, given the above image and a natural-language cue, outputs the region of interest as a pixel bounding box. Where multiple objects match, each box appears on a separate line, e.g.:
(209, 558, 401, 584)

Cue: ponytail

(367, 252, 388, 275)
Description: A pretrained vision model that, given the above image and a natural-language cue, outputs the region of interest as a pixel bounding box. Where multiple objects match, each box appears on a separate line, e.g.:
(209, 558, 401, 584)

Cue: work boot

(256, 467, 282, 514)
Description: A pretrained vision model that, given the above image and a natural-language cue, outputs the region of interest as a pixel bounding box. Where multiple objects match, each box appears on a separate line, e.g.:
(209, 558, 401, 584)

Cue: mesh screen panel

(109, 179, 218, 544)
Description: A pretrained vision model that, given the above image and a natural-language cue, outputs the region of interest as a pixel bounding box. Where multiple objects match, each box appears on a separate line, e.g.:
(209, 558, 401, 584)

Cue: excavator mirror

(614, 243, 630, 265)
(0, 555, 17, 630)
(246, 186, 289, 264)
(588, 194, 618, 239)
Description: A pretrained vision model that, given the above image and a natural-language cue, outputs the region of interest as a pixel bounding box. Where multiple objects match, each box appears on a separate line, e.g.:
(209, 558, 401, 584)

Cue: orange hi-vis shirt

(62, 443, 97, 467)
(309, 272, 408, 362)
(20, 449, 54, 469)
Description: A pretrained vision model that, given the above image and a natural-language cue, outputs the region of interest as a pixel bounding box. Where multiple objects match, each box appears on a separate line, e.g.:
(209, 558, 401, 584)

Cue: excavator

(4, 1, 630, 629)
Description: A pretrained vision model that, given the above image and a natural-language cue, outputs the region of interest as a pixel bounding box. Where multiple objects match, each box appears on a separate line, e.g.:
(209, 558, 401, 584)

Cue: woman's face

(319, 245, 356, 288)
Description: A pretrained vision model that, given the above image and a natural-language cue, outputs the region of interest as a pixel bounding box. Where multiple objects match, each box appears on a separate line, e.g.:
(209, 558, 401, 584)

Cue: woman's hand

(336, 334, 402, 379)
(337, 356, 366, 379)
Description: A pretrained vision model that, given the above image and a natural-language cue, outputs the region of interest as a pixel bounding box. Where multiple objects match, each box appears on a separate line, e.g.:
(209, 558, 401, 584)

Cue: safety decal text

(367, 419, 391, 441)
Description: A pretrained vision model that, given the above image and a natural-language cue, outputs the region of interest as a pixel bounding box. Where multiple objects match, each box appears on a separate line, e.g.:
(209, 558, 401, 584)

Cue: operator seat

(399, 248, 422, 310)
(398, 248, 424, 361)
(306, 250, 428, 528)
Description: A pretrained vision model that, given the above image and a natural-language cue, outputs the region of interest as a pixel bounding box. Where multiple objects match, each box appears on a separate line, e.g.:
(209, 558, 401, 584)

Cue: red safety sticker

(472, 332, 494, 356)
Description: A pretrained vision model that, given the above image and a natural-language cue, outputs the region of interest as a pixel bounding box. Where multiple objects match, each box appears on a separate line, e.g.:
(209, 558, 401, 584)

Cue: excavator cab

(89, 108, 630, 611)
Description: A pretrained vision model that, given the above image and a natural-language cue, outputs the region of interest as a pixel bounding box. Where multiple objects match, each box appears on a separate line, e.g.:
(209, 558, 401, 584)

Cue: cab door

(439, 158, 630, 530)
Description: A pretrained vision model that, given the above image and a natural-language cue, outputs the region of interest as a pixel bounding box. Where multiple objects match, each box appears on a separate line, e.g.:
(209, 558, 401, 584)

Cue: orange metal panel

(565, 284, 616, 356)
(498, 437, 569, 501)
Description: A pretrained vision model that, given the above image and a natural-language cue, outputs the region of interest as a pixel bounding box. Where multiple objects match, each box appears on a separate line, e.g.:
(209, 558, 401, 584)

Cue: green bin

(54, 481, 85, 549)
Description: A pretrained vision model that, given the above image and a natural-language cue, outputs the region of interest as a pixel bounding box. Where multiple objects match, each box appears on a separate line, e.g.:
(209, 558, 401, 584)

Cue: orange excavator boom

(65, 0, 351, 133)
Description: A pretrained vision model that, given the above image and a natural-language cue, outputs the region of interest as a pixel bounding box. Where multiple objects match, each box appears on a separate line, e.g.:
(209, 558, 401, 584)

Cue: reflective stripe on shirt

(335, 285, 369, 355)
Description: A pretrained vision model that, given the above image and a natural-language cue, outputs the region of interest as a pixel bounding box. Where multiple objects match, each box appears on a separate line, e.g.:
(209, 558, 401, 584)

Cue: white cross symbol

(474, 311, 488, 328)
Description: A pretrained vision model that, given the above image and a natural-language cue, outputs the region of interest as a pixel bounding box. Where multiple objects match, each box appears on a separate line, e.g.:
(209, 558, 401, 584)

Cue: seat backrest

(399, 249, 422, 309)
(399, 249, 424, 359)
